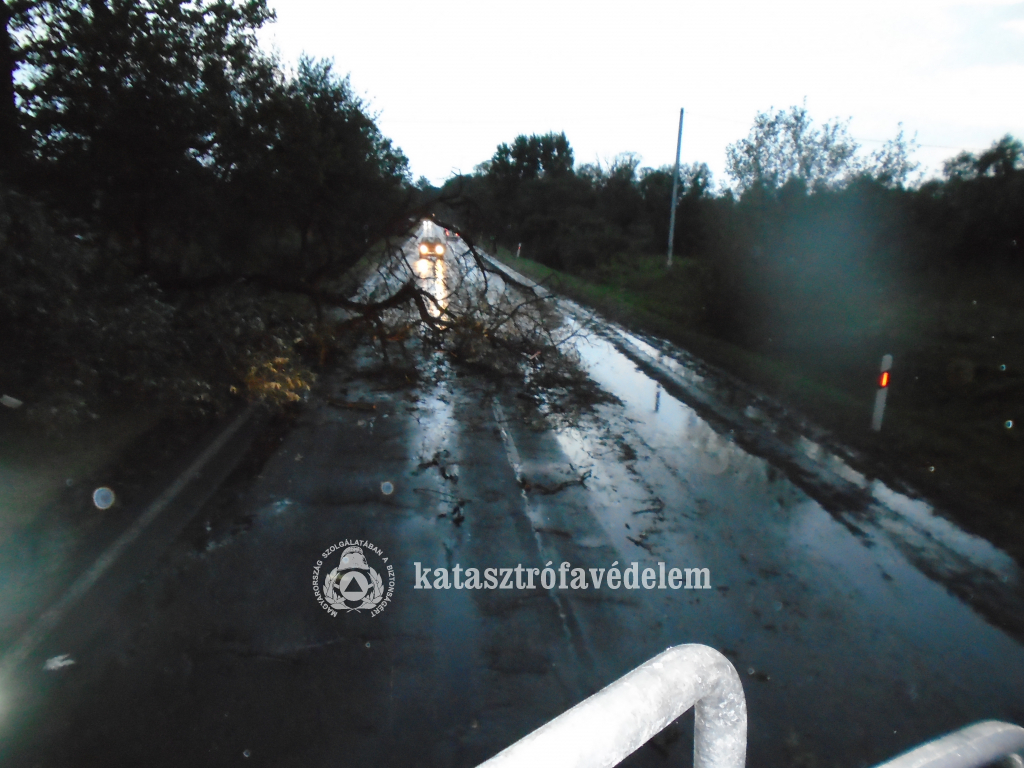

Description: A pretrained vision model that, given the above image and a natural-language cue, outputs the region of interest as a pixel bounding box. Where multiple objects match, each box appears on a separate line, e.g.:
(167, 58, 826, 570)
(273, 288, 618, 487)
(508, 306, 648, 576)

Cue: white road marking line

(491, 396, 589, 674)
(490, 399, 523, 482)
(0, 403, 258, 681)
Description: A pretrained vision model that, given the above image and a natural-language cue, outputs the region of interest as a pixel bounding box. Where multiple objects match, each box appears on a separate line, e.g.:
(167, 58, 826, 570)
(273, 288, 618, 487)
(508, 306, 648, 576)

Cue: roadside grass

(490, 248, 1024, 564)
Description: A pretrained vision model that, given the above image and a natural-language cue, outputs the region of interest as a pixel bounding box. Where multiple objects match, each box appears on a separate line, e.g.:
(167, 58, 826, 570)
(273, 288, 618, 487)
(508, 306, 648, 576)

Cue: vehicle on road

(417, 219, 446, 260)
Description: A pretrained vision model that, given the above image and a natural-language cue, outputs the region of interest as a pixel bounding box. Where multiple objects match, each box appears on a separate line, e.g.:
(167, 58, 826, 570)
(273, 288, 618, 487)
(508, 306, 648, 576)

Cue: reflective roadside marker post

(872, 354, 893, 431)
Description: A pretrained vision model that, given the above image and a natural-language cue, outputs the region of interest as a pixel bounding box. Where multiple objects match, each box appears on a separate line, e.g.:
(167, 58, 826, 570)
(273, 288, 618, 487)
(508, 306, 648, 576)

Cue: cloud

(262, 0, 1024, 185)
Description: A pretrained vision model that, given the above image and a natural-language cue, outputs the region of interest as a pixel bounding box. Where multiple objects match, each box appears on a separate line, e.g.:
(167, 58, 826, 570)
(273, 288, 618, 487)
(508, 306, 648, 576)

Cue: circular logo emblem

(313, 539, 394, 617)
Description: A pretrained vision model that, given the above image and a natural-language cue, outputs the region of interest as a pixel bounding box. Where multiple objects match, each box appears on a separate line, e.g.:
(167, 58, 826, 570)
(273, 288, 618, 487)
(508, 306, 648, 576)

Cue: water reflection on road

(533, 309, 1024, 765)
(566, 315, 1020, 584)
(414, 256, 450, 320)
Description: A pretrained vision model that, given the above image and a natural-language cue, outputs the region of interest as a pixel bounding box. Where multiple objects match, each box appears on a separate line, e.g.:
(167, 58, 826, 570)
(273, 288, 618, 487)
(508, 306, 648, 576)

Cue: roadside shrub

(0, 187, 314, 430)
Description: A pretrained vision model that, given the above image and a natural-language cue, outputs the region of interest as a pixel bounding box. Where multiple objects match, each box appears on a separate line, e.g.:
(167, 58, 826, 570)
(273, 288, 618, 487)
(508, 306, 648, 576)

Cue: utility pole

(667, 107, 684, 268)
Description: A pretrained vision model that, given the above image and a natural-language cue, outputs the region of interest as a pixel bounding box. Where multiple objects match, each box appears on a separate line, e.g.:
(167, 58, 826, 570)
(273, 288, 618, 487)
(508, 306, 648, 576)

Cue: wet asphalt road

(1, 244, 1023, 768)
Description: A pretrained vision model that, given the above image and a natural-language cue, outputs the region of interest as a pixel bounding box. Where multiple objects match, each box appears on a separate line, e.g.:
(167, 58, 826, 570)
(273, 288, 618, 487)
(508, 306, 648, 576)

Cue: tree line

(2, 0, 411, 281)
(451, 108, 1024, 365)
(3, 2, 1020, 427)
(0, 0, 437, 427)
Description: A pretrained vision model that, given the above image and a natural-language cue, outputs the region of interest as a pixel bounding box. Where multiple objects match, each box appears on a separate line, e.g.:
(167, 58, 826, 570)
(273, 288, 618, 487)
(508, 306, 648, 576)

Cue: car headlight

(435, 244, 444, 255)
(419, 244, 428, 255)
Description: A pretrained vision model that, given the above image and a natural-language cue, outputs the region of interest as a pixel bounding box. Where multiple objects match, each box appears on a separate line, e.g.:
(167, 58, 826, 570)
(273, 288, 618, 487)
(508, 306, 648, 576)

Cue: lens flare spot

(43, 654, 76, 671)
(380, 481, 395, 496)
(92, 487, 115, 509)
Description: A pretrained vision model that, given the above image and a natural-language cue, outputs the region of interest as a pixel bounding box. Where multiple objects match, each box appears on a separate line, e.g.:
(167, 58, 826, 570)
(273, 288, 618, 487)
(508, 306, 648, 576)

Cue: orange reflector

(879, 371, 889, 388)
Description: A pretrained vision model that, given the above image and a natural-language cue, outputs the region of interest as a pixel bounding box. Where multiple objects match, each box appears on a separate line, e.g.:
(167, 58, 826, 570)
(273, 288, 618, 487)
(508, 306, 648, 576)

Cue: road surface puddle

(551, 311, 1023, 610)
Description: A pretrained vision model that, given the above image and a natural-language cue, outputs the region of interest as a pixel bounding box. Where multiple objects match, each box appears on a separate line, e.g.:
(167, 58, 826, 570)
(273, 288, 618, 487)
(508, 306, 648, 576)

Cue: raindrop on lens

(92, 487, 115, 509)
(380, 481, 394, 496)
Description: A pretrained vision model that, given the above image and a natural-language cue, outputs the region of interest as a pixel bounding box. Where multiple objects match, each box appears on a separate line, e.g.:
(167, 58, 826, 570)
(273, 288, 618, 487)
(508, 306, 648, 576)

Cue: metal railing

(476, 644, 747, 768)
(872, 721, 1024, 768)
(474, 643, 1024, 768)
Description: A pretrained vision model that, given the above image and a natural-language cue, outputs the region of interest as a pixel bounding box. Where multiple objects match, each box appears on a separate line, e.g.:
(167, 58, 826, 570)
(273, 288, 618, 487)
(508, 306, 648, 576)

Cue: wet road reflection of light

(429, 258, 448, 318)
(571, 330, 747, 479)
(414, 258, 433, 279)
(412, 256, 449, 319)
(796, 436, 868, 487)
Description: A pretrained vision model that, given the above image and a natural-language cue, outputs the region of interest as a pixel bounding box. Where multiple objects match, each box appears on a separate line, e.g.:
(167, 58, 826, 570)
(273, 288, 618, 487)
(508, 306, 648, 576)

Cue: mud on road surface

(1, 243, 1023, 768)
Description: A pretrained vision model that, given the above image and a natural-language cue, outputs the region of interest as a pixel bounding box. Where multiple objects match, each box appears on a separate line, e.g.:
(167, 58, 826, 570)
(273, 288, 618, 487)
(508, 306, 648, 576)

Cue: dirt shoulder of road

(487, 249, 1024, 568)
(0, 408, 160, 537)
